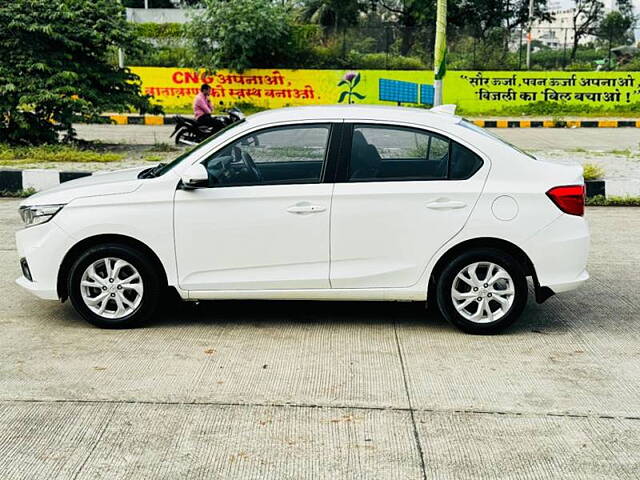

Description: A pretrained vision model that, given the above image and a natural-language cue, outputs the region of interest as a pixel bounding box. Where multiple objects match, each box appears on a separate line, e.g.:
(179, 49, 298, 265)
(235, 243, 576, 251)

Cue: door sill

(186, 288, 425, 302)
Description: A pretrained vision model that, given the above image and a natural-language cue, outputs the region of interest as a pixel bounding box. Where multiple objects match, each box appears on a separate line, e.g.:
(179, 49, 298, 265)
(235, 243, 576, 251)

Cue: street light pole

(433, 0, 447, 106)
(526, 0, 534, 69)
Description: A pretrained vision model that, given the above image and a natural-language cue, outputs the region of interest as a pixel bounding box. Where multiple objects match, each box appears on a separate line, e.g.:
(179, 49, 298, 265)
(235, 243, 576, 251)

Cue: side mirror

(180, 163, 209, 189)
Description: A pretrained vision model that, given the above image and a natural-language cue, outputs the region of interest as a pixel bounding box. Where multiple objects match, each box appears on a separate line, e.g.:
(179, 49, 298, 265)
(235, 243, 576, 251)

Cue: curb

(94, 114, 640, 128)
(0, 169, 92, 194)
(99, 115, 176, 126)
(471, 119, 640, 128)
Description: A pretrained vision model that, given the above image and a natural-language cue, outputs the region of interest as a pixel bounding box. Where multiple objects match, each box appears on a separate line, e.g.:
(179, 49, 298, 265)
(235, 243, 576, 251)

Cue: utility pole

(433, 0, 447, 106)
(119, 0, 127, 68)
(526, 0, 534, 69)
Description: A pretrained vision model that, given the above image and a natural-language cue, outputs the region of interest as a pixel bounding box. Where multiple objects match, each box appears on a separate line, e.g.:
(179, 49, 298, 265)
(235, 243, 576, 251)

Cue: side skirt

(185, 288, 427, 302)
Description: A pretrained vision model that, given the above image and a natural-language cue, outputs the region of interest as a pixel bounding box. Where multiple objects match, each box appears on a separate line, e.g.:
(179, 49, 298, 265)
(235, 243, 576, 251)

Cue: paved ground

(1, 199, 639, 479)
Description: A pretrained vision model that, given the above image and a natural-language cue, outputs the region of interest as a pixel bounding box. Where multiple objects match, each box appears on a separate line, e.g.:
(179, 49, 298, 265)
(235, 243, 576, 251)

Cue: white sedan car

(16, 105, 589, 333)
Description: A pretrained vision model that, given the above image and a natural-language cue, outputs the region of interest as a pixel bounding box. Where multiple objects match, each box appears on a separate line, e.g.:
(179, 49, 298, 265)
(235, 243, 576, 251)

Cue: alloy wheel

(80, 257, 144, 319)
(450, 261, 515, 324)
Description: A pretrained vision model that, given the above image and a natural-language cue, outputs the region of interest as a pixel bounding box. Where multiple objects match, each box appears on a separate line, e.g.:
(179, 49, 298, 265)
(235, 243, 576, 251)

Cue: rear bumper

(525, 214, 590, 293)
(545, 269, 589, 294)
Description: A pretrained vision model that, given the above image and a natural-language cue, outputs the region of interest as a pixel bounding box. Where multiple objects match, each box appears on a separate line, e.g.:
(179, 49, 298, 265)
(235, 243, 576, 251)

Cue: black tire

(175, 129, 198, 146)
(67, 243, 162, 329)
(436, 248, 528, 334)
(175, 129, 187, 145)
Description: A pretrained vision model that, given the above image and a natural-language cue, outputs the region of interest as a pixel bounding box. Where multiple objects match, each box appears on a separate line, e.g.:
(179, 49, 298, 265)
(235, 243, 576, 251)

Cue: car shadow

(146, 292, 567, 336)
(47, 283, 570, 335)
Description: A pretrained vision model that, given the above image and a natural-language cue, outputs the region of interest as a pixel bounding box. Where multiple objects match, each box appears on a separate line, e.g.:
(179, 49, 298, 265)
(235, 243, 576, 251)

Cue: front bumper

(15, 275, 59, 300)
(15, 220, 74, 300)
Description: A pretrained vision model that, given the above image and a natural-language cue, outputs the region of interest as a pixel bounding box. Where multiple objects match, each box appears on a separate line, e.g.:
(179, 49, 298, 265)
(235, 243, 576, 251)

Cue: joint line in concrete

(393, 321, 428, 480)
(70, 403, 118, 480)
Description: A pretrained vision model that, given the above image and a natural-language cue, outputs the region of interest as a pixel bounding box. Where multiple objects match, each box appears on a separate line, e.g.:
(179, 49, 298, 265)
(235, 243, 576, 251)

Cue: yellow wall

(130, 67, 640, 114)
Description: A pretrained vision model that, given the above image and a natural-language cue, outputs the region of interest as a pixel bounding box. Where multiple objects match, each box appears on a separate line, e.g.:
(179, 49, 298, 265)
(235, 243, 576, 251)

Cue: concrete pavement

(0, 199, 639, 478)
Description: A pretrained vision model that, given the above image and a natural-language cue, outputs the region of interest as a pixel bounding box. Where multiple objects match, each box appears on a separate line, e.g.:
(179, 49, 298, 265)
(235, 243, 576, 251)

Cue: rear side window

(346, 124, 483, 182)
(348, 125, 449, 181)
(449, 141, 483, 180)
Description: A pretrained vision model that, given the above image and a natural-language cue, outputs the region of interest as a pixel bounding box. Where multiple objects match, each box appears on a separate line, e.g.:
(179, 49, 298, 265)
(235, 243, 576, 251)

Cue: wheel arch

(57, 234, 169, 301)
(428, 237, 552, 305)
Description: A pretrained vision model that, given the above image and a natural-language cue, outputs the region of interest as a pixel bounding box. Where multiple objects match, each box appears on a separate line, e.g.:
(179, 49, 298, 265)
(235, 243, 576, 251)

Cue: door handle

(287, 203, 326, 214)
(426, 200, 467, 210)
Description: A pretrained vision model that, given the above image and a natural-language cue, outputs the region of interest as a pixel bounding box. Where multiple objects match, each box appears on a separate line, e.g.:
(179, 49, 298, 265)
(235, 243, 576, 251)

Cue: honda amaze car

(15, 105, 589, 334)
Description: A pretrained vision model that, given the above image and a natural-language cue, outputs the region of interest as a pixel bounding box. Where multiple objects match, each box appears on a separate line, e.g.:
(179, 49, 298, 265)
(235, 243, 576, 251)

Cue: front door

(330, 123, 489, 289)
(174, 123, 334, 291)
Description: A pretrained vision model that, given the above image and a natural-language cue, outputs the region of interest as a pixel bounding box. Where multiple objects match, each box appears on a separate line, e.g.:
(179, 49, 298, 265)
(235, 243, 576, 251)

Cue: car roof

(246, 105, 462, 128)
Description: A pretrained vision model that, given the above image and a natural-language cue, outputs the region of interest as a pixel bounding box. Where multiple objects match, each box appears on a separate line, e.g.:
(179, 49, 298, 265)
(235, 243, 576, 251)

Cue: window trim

(198, 122, 341, 188)
(335, 122, 484, 183)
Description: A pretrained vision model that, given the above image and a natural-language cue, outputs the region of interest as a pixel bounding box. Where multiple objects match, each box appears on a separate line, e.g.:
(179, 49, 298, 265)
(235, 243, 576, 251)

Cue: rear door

(330, 122, 488, 289)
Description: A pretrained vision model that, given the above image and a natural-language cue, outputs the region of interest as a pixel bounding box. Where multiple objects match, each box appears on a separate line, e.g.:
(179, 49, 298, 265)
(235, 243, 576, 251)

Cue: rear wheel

(175, 128, 199, 146)
(436, 248, 528, 334)
(67, 244, 162, 328)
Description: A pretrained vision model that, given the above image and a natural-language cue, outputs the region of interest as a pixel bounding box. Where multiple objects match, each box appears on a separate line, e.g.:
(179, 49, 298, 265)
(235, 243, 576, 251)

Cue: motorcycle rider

(193, 84, 216, 128)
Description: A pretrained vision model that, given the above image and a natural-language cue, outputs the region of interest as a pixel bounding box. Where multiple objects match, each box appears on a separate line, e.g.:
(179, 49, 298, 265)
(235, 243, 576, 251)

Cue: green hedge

(133, 23, 184, 39)
(586, 195, 640, 206)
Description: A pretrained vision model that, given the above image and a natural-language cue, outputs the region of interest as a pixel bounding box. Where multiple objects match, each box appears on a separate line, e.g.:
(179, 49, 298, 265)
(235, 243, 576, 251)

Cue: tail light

(546, 185, 585, 216)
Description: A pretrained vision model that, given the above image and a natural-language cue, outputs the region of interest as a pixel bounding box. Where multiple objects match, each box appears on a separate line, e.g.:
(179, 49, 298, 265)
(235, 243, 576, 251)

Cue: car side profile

(16, 105, 589, 333)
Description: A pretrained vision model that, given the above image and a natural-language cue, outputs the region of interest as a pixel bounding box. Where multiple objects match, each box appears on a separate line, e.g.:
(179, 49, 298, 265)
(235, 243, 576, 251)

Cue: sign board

(130, 67, 640, 115)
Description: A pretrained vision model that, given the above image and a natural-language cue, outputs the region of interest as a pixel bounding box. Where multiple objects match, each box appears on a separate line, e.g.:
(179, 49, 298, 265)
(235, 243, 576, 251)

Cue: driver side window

(202, 124, 330, 187)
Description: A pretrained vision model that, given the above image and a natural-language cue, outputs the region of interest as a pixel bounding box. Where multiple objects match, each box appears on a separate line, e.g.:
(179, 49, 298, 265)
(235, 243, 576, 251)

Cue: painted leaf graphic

(351, 73, 361, 88)
(337, 90, 349, 103)
(351, 92, 366, 100)
(337, 80, 349, 87)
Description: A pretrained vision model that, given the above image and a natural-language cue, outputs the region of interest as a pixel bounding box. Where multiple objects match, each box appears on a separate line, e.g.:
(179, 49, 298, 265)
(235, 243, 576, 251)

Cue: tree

(570, 0, 605, 61)
(597, 9, 634, 47)
(0, 0, 159, 145)
(374, 0, 437, 56)
(370, 0, 551, 57)
(299, 0, 365, 32)
(187, 0, 295, 72)
(122, 0, 203, 7)
(456, 0, 552, 37)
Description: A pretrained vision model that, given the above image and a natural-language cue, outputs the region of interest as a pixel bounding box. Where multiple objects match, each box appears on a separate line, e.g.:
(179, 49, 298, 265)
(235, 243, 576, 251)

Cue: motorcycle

(170, 106, 245, 146)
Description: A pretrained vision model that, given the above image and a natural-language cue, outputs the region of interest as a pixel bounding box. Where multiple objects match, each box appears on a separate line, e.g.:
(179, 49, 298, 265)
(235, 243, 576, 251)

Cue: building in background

(126, 7, 193, 23)
(531, 0, 638, 50)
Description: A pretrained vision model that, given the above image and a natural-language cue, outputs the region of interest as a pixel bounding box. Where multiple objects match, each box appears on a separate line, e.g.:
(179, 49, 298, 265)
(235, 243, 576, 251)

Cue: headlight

(19, 204, 65, 227)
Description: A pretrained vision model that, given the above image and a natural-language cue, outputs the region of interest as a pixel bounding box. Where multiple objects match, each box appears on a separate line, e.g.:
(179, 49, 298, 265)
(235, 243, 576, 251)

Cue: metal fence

(321, 25, 631, 71)
(131, 22, 635, 71)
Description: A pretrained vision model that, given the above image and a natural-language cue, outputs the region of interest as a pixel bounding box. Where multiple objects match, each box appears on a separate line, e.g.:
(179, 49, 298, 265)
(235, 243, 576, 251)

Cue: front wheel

(67, 244, 162, 328)
(436, 248, 528, 334)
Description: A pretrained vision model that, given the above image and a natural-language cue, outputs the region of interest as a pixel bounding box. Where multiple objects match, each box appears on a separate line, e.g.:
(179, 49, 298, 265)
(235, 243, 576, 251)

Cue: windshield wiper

(139, 162, 167, 179)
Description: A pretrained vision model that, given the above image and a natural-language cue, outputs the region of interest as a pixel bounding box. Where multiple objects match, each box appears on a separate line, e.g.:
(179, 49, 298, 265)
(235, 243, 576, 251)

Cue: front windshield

(459, 119, 536, 160)
(153, 119, 246, 177)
